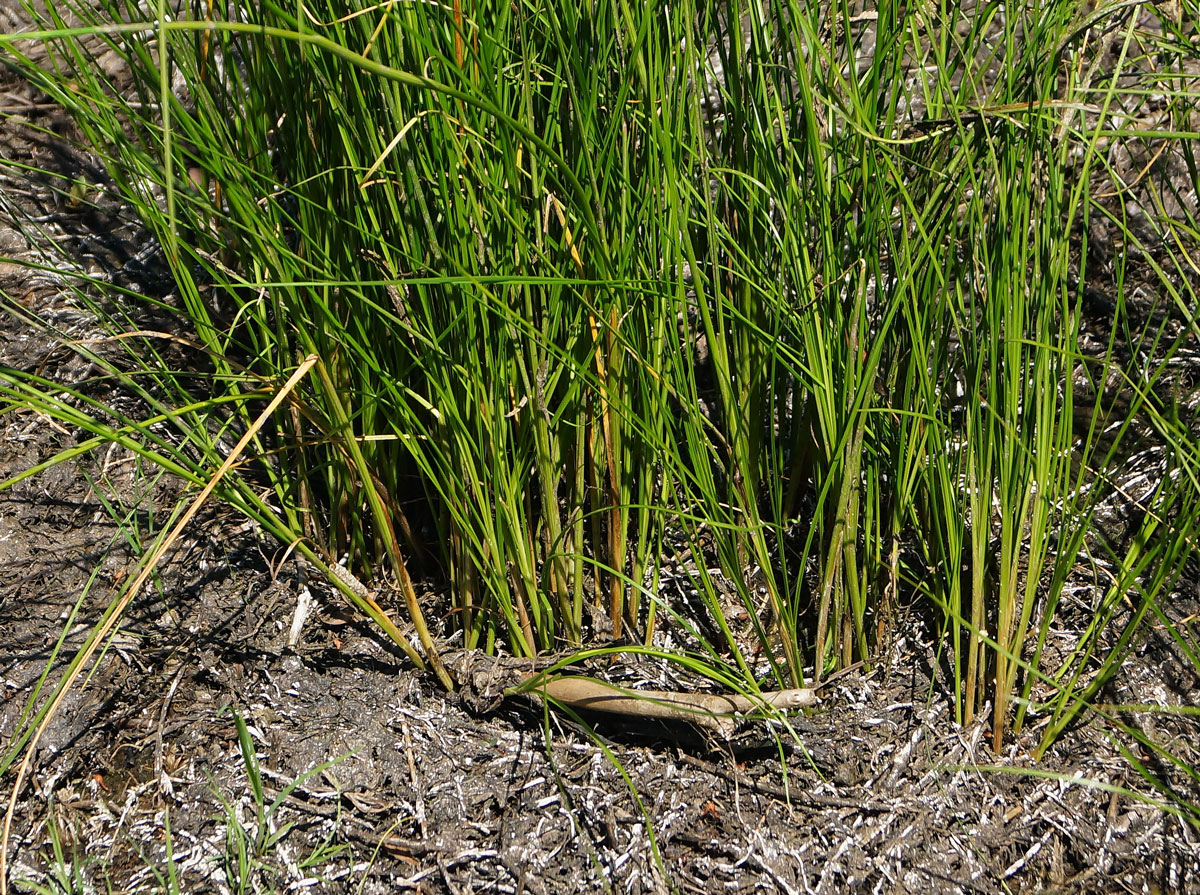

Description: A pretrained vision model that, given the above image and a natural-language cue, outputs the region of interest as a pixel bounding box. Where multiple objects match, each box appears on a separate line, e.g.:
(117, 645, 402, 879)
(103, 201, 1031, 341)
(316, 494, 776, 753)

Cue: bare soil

(3, 9, 1200, 894)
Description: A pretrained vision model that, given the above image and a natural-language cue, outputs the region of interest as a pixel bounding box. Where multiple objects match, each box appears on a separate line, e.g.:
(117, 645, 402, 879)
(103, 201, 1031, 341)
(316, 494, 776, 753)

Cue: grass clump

(1, 0, 1198, 770)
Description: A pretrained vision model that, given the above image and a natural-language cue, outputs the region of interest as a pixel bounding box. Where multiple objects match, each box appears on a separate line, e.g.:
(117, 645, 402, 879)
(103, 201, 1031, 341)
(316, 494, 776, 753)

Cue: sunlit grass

(1, 0, 1198, 787)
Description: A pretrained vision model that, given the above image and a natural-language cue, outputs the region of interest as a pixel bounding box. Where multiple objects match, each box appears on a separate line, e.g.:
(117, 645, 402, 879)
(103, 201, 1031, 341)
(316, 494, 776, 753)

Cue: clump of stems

(2, 0, 1198, 758)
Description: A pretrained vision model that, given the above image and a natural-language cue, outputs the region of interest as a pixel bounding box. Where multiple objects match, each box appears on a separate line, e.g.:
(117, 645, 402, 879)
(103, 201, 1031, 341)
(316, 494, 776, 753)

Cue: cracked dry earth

(4, 9, 1200, 895)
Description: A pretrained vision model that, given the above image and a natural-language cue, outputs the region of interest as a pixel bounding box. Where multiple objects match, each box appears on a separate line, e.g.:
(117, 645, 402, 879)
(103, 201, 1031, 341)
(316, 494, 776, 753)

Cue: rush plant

(2, 0, 1198, 769)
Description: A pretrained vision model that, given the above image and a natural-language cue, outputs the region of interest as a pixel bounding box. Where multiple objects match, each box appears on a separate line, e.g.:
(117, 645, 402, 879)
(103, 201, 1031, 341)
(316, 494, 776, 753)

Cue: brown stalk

(538, 677, 817, 737)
